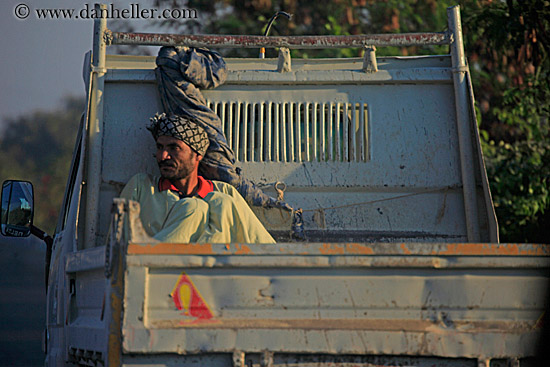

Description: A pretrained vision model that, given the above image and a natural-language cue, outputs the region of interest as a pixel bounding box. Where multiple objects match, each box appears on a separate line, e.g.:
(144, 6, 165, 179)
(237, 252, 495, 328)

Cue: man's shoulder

(211, 179, 232, 189)
(209, 180, 253, 208)
(127, 173, 158, 187)
(121, 173, 159, 199)
(211, 180, 239, 196)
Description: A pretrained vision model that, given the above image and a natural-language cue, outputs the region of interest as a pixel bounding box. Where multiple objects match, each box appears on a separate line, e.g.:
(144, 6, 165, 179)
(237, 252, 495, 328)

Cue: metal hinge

(232, 350, 245, 367)
(261, 351, 274, 367)
(277, 47, 291, 72)
(362, 45, 378, 73)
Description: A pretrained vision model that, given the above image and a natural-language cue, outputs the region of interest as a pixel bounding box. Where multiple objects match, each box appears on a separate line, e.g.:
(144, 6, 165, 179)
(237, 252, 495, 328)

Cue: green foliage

(492, 80, 549, 141)
(461, 0, 549, 138)
(462, 0, 550, 242)
(0, 97, 84, 235)
(483, 137, 550, 242)
(480, 77, 550, 242)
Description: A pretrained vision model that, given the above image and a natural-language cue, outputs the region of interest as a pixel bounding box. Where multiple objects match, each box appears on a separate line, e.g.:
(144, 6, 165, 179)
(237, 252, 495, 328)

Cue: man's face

(155, 135, 201, 181)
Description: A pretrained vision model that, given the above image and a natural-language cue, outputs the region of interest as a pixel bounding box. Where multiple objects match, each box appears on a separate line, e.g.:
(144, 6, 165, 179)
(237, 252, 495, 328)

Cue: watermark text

(14, 3, 197, 20)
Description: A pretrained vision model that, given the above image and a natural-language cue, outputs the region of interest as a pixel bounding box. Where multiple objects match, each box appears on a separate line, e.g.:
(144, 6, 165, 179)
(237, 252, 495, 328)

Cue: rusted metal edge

(125, 256, 549, 269)
(126, 242, 550, 257)
(108, 31, 451, 48)
(148, 318, 534, 333)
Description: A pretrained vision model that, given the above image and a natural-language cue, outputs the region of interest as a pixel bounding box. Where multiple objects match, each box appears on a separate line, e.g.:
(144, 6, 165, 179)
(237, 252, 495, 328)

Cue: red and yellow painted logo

(170, 271, 216, 325)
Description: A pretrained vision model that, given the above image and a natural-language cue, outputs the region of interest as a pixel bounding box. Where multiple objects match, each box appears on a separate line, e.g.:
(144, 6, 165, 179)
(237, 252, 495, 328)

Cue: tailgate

(122, 242, 549, 363)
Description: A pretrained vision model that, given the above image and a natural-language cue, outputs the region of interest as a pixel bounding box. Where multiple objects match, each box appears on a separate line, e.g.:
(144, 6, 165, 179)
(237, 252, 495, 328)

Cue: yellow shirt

(120, 173, 275, 244)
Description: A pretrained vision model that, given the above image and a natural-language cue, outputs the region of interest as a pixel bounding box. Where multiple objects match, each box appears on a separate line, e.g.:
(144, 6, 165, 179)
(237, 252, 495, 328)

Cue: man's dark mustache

(159, 160, 176, 168)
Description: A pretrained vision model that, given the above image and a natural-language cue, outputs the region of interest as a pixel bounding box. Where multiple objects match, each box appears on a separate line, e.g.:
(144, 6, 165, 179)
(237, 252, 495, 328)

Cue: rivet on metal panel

(277, 47, 291, 72)
(261, 351, 274, 367)
(362, 45, 378, 73)
(477, 358, 490, 367)
(233, 350, 245, 367)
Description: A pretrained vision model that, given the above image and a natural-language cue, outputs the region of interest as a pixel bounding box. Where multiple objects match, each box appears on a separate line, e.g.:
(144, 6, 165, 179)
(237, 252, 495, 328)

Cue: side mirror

(1, 180, 34, 237)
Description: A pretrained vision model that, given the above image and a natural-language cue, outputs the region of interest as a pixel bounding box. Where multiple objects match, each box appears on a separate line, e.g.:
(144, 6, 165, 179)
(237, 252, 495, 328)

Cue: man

(120, 113, 275, 244)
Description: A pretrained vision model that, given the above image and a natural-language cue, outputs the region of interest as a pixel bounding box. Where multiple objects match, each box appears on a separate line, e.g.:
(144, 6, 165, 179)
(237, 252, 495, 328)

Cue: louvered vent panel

(206, 101, 369, 162)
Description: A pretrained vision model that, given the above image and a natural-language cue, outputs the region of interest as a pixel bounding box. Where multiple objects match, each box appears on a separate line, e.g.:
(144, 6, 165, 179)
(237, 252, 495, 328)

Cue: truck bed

(64, 203, 549, 366)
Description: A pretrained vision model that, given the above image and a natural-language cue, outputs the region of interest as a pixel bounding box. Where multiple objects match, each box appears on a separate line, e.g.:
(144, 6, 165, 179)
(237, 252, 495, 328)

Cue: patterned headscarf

(147, 113, 210, 156)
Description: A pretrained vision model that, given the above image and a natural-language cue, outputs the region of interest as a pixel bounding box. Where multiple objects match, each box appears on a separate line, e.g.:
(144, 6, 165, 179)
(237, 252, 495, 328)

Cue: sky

(0, 0, 168, 128)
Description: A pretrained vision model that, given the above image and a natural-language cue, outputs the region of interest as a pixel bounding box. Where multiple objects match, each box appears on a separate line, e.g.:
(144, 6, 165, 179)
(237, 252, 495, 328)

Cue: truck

(1, 4, 549, 367)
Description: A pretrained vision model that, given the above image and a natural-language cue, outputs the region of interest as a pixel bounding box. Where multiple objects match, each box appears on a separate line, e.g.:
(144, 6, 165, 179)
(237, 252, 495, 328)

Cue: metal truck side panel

(120, 240, 548, 360)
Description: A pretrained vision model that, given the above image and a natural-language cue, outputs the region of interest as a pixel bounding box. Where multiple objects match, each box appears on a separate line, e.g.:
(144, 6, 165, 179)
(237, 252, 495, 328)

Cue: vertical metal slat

(234, 102, 241, 161)
(288, 103, 295, 162)
(365, 104, 370, 161)
(312, 103, 318, 161)
(343, 103, 348, 162)
(266, 102, 272, 161)
(228, 103, 234, 151)
(249, 103, 255, 162)
(281, 103, 286, 162)
(351, 103, 357, 162)
(242, 103, 248, 161)
(335, 102, 341, 161)
(359, 103, 365, 162)
(230, 102, 236, 160)
(273, 103, 279, 161)
(220, 102, 226, 137)
(320, 103, 326, 161)
(304, 103, 310, 162)
(328, 103, 333, 161)
(258, 103, 264, 162)
(296, 103, 302, 162)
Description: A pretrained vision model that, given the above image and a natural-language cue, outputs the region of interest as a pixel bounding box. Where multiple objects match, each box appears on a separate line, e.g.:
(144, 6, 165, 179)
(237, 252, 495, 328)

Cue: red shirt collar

(158, 176, 213, 199)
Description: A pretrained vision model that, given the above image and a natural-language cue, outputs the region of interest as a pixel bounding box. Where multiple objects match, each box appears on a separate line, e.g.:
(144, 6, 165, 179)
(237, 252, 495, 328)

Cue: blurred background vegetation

(0, 0, 548, 242)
